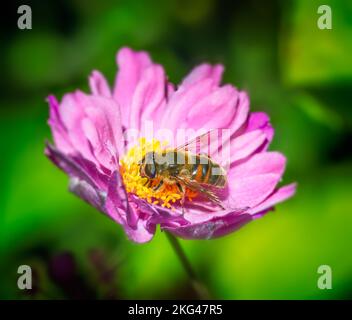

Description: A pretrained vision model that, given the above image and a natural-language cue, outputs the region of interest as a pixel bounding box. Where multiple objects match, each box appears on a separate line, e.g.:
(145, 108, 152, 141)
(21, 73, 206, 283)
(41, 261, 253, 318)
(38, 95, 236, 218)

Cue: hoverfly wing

(175, 129, 218, 155)
(174, 129, 231, 172)
(176, 176, 249, 213)
(175, 130, 214, 152)
(175, 175, 225, 209)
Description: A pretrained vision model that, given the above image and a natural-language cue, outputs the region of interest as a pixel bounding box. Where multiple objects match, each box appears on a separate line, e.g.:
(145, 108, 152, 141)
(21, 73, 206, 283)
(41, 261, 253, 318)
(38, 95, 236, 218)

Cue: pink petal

(113, 47, 152, 127)
(183, 207, 248, 224)
(227, 173, 281, 208)
(125, 219, 156, 243)
(162, 212, 252, 240)
(230, 129, 267, 163)
(229, 91, 250, 135)
(129, 64, 167, 130)
(246, 111, 274, 142)
(166, 82, 175, 99)
(248, 183, 297, 215)
(77, 93, 124, 169)
(58, 92, 96, 163)
(230, 151, 286, 179)
(69, 177, 106, 212)
(105, 171, 155, 243)
(89, 70, 112, 97)
(55, 91, 124, 170)
(45, 143, 108, 211)
(160, 78, 214, 132)
(166, 65, 248, 137)
(47, 95, 74, 154)
(186, 84, 238, 130)
(180, 63, 224, 88)
(112, 47, 169, 131)
(59, 92, 85, 131)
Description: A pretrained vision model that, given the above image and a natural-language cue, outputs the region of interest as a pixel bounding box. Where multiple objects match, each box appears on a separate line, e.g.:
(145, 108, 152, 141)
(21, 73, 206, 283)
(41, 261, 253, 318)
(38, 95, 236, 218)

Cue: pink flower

(46, 47, 296, 243)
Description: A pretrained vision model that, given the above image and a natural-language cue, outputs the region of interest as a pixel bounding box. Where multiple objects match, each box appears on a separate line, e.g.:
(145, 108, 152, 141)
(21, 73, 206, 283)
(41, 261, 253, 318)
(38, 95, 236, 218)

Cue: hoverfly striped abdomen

(188, 154, 227, 188)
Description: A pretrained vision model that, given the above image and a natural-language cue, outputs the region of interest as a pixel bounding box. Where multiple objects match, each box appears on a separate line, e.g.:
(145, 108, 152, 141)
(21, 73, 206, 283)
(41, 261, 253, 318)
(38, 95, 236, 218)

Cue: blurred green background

(1, 0, 352, 299)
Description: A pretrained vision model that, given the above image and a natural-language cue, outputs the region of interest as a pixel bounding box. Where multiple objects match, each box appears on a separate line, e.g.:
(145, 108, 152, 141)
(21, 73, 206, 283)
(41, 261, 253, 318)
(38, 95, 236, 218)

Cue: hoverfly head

(140, 152, 157, 179)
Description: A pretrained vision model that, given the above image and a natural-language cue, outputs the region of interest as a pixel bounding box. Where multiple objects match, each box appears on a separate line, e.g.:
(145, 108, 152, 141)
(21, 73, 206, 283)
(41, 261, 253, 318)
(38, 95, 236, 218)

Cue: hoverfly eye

(141, 152, 157, 178)
(145, 163, 156, 178)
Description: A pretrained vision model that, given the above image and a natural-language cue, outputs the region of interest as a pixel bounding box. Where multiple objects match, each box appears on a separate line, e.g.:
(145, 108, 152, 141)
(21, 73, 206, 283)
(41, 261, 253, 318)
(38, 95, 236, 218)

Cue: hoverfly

(139, 131, 227, 209)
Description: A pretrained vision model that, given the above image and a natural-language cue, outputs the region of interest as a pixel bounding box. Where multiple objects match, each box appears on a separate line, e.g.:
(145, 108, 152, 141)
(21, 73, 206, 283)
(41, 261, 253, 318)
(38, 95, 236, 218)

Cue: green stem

(165, 232, 210, 299)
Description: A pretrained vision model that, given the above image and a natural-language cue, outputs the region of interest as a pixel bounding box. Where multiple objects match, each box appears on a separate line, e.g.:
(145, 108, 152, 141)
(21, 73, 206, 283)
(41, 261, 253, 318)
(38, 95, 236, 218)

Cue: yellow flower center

(119, 138, 198, 208)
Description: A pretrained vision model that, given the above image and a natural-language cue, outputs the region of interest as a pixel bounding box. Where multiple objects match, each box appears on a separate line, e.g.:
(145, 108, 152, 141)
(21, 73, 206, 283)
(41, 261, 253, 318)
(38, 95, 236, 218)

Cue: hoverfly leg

(181, 193, 186, 215)
(176, 182, 186, 215)
(153, 180, 164, 191)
